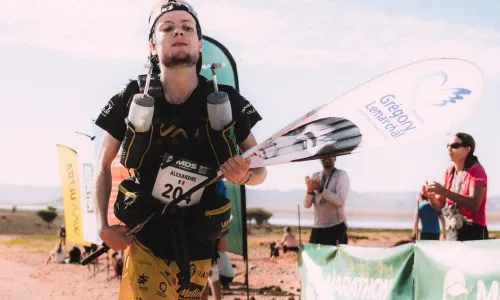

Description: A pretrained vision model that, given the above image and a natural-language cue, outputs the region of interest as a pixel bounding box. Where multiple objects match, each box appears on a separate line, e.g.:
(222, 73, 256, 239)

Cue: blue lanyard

(321, 168, 336, 191)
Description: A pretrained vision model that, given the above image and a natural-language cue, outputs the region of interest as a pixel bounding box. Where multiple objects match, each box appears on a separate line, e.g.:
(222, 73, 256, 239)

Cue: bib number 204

(161, 184, 191, 204)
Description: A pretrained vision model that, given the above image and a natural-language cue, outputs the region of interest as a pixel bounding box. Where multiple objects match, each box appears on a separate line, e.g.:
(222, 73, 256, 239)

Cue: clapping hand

(305, 176, 320, 192)
(425, 181, 446, 196)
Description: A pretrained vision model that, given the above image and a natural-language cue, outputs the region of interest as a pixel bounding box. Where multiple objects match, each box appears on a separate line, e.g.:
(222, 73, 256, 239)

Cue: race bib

(152, 154, 213, 206)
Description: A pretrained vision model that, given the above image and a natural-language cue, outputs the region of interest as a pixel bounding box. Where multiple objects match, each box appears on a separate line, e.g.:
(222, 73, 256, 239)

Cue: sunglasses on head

(150, 0, 198, 23)
(447, 142, 466, 149)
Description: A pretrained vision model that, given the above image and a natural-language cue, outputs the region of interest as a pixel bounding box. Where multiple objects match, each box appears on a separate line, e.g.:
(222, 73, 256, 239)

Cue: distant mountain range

(246, 188, 500, 215)
(1, 184, 498, 216)
(247, 188, 417, 213)
(0, 184, 61, 206)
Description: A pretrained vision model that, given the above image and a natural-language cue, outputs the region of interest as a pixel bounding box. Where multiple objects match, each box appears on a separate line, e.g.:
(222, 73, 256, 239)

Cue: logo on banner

(363, 94, 418, 139)
(413, 71, 472, 107)
(442, 268, 499, 300)
(442, 268, 468, 299)
(412, 71, 473, 124)
(82, 163, 94, 213)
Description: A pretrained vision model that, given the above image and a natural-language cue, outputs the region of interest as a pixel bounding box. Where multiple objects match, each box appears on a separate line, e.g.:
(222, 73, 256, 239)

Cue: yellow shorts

(119, 240, 212, 300)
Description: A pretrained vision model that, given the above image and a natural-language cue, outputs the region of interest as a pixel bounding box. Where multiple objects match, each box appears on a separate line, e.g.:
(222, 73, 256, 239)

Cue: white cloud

(0, 0, 149, 59)
(196, 1, 500, 77)
(2, 0, 499, 77)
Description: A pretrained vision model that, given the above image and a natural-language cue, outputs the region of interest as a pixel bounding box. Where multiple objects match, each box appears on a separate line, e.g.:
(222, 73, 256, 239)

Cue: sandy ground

(0, 234, 119, 300)
(0, 209, 447, 299)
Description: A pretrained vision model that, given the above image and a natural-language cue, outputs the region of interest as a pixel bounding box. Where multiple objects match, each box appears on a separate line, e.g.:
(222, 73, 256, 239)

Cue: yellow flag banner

(56, 144, 87, 246)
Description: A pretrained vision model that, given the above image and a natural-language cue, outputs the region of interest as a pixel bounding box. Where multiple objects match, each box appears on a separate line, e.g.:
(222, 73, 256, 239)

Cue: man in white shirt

(304, 156, 350, 246)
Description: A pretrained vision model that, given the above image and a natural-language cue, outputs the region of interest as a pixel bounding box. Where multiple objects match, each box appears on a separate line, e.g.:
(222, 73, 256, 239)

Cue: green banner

(414, 239, 500, 300)
(225, 181, 246, 257)
(200, 36, 247, 258)
(299, 243, 414, 299)
(200, 35, 239, 91)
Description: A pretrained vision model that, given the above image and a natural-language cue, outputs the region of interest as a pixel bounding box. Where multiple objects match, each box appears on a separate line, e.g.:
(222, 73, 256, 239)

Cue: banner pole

(240, 184, 250, 300)
(298, 204, 302, 245)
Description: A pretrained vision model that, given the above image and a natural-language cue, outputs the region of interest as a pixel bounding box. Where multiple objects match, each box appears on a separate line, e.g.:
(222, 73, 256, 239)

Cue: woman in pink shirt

(423, 132, 488, 241)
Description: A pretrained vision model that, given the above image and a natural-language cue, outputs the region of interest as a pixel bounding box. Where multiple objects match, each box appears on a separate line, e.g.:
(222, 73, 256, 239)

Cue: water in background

(268, 214, 500, 231)
(270, 216, 414, 229)
(5, 205, 500, 231)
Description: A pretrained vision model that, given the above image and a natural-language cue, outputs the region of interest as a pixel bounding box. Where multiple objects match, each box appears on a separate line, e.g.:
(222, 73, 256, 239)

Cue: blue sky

(1, 0, 499, 196)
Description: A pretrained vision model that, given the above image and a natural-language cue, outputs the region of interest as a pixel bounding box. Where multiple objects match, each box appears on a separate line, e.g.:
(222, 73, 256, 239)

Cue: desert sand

(0, 209, 469, 299)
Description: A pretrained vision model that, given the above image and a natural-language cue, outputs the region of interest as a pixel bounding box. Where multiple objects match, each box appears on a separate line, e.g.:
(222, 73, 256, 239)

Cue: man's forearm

(322, 190, 345, 206)
(304, 193, 314, 208)
(95, 166, 113, 228)
(322, 175, 350, 206)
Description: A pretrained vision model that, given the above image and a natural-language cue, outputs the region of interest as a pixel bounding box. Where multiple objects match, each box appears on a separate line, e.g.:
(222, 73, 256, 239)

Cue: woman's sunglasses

(447, 142, 466, 149)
